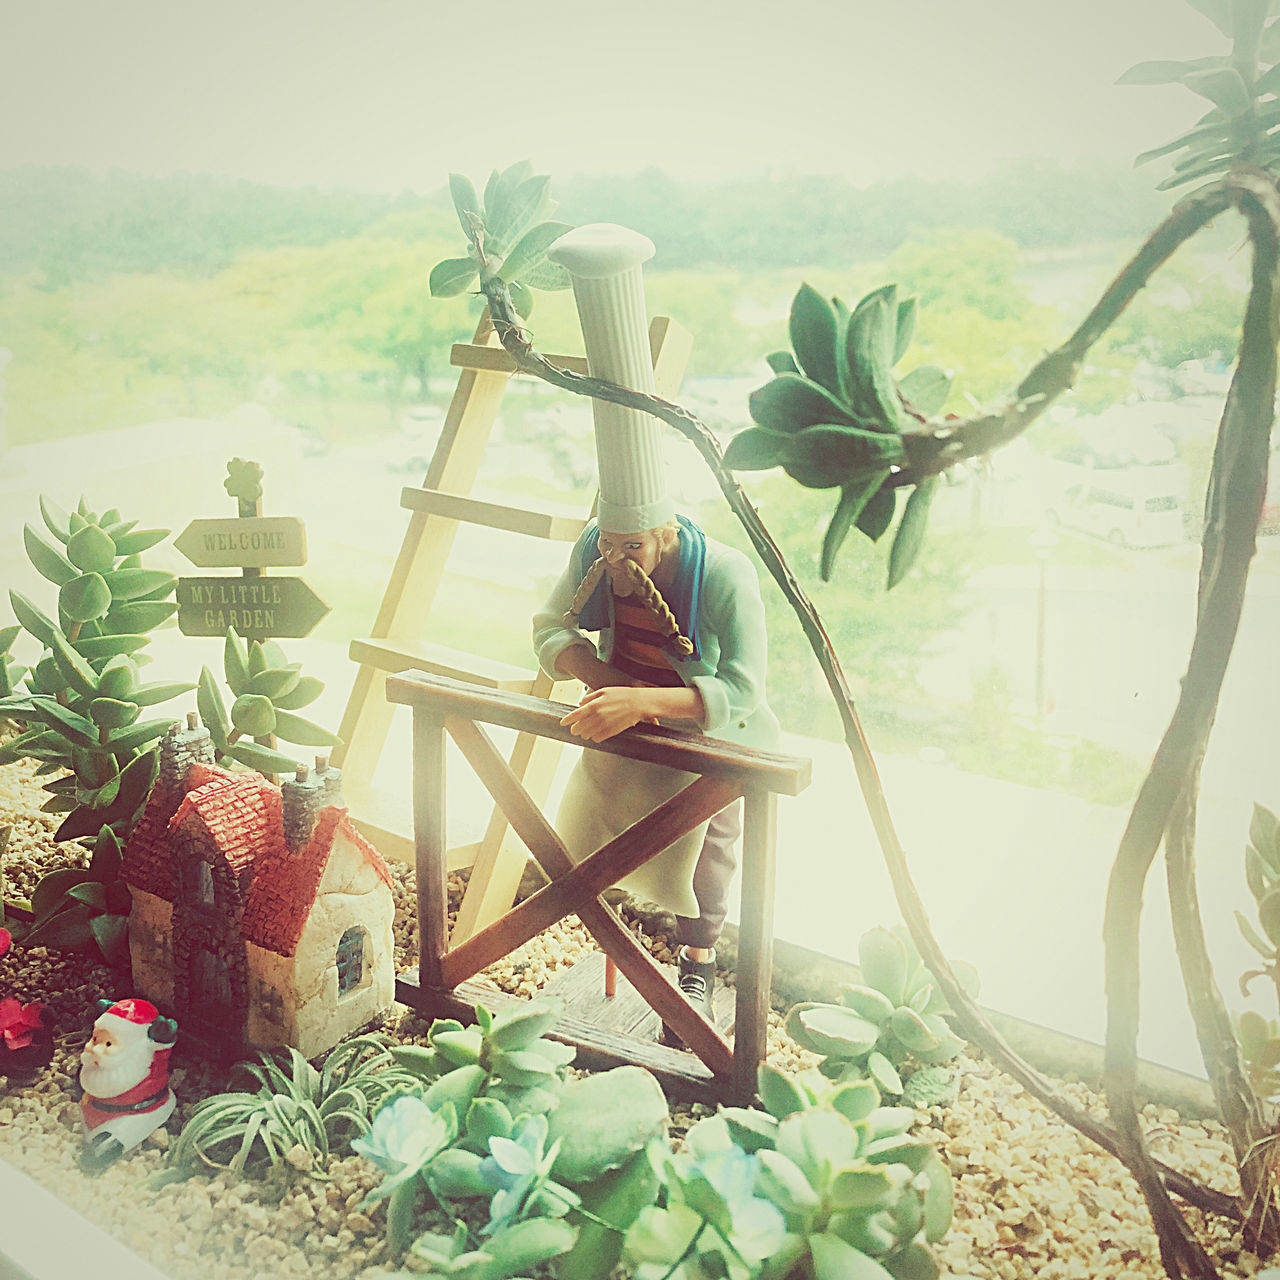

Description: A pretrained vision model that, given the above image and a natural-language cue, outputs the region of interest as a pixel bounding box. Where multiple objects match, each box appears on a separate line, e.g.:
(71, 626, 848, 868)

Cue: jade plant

(0, 496, 189, 840)
(360, 998, 671, 1278)
(429, 160, 573, 319)
(1232, 802, 1280, 1100)
(163, 1034, 422, 1182)
(196, 627, 340, 777)
(0, 626, 25, 701)
(625, 1064, 951, 1280)
(723, 283, 953, 587)
(785, 926, 977, 1105)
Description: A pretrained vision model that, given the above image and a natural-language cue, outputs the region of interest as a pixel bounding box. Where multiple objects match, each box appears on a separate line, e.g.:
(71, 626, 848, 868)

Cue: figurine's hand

(560, 687, 660, 742)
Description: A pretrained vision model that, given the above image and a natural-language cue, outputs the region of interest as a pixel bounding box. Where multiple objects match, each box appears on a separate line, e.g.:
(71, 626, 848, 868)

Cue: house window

(336, 928, 364, 996)
(196, 861, 214, 906)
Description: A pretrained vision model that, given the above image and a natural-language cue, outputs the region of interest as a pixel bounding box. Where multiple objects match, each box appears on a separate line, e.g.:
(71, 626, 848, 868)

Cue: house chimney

(315, 753, 344, 807)
(281, 761, 325, 851)
(159, 712, 214, 787)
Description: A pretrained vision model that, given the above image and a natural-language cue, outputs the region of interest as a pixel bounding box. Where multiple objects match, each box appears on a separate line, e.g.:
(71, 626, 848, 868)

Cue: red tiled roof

(170, 774, 284, 871)
(122, 762, 242, 898)
(241, 808, 393, 957)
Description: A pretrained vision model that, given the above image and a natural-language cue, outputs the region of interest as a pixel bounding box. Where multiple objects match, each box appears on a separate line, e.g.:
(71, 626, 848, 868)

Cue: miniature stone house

(122, 715, 396, 1059)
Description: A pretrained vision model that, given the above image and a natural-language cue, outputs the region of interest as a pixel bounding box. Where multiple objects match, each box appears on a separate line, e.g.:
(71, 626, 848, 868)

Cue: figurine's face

(80, 1023, 151, 1098)
(598, 528, 670, 582)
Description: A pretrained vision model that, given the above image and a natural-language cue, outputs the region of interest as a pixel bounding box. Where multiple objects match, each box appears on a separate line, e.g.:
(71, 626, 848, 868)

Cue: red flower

(0, 997, 43, 1051)
(0, 928, 10, 958)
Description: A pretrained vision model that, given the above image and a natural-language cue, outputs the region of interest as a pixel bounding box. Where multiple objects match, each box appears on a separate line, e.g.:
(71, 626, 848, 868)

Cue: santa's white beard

(80, 1041, 154, 1099)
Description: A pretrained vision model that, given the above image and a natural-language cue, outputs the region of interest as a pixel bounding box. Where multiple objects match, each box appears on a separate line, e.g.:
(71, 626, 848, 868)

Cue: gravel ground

(1, 753, 1277, 1279)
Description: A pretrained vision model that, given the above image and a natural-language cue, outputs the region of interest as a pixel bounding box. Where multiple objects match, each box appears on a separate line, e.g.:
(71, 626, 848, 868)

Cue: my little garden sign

(175, 460, 330, 640)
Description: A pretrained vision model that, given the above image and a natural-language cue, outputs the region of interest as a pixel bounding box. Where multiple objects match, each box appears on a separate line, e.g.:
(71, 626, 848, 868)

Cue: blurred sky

(2, 0, 1223, 191)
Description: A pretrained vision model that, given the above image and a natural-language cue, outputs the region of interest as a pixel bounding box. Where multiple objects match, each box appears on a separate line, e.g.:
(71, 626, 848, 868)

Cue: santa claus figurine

(78, 997, 178, 1173)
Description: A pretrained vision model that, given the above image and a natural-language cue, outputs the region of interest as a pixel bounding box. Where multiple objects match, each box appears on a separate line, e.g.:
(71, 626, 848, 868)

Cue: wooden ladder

(331, 311, 693, 942)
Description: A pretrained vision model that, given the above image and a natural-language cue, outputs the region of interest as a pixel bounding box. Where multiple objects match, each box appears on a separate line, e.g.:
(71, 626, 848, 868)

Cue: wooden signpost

(176, 460, 329, 641)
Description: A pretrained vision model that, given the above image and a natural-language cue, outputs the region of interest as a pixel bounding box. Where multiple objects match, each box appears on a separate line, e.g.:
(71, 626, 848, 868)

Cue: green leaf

(429, 256, 479, 298)
(759, 1064, 810, 1120)
(449, 171, 484, 236)
(30, 698, 99, 749)
(898, 365, 953, 417)
(249, 665, 302, 701)
(766, 350, 800, 375)
(1135, 121, 1230, 167)
(60, 573, 113, 623)
(110, 528, 168, 556)
(130, 680, 196, 708)
(888, 476, 938, 590)
(231, 693, 276, 737)
(10, 590, 57, 645)
(1251, 804, 1280, 872)
(488, 175, 553, 253)
(1183, 66, 1253, 114)
(73, 634, 150, 660)
(90, 913, 130, 967)
(24, 524, 77, 586)
(789, 283, 841, 396)
(223, 629, 251, 696)
(822, 476, 890, 581)
(1258, 887, 1280, 947)
(67, 881, 108, 910)
(89, 698, 141, 730)
(786, 1003, 880, 1058)
(486, 160, 534, 220)
(88, 825, 123, 881)
(50, 629, 99, 699)
(487, 998, 565, 1051)
(100, 568, 176, 602)
(750, 371, 864, 433)
(1116, 55, 1231, 85)
(1184, 0, 1236, 36)
(893, 297, 917, 366)
(558, 1147, 657, 1280)
(23, 901, 94, 948)
(548, 1066, 667, 1185)
(789, 426, 905, 482)
(501, 220, 573, 284)
(855, 485, 896, 543)
(103, 601, 178, 633)
(775, 1110, 859, 1186)
(723, 427, 789, 472)
(1261, 15, 1280, 60)
(95, 654, 137, 700)
(31, 867, 94, 918)
(227, 740, 302, 775)
(271, 710, 340, 747)
(0, 624, 18, 655)
(888, 1006, 940, 1055)
(40, 494, 71, 543)
(846, 286, 904, 432)
(104, 748, 158, 824)
(104, 718, 171, 754)
(198, 665, 230, 751)
(66, 524, 117, 574)
(860, 927, 909, 1004)
(271, 675, 323, 711)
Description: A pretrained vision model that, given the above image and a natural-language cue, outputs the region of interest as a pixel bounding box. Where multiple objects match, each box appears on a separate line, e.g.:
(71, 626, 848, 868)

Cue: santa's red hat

(95, 998, 177, 1046)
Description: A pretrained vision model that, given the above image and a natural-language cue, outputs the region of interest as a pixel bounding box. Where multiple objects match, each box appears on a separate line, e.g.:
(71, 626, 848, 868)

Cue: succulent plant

(165, 1034, 421, 1182)
(724, 282, 953, 587)
(0, 495, 190, 840)
(785, 926, 977, 1099)
(397, 1216, 578, 1280)
(0, 626, 25, 701)
(429, 161, 573, 319)
(197, 627, 339, 776)
(10, 825, 132, 964)
(626, 1062, 951, 1280)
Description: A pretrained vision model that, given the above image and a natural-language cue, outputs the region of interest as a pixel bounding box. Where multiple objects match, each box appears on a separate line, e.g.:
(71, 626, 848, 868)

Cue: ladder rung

(350, 637, 539, 692)
(451, 343, 590, 376)
(400, 487, 587, 542)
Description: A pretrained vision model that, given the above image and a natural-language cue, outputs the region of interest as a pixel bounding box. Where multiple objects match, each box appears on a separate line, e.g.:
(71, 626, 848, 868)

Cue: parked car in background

(1045, 463, 1187, 548)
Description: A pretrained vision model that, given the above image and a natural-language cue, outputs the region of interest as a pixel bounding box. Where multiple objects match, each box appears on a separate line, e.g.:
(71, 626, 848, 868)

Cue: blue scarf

(572, 515, 706, 662)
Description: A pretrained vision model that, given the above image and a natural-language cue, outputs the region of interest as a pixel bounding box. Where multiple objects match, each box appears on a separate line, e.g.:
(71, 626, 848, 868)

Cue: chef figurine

(534, 224, 779, 1044)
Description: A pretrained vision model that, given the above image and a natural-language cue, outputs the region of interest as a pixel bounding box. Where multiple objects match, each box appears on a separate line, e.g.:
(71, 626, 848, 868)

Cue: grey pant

(673, 799, 743, 950)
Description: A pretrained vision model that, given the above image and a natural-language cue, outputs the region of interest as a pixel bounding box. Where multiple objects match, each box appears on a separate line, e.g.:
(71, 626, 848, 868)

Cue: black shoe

(79, 1131, 125, 1174)
(661, 947, 717, 1048)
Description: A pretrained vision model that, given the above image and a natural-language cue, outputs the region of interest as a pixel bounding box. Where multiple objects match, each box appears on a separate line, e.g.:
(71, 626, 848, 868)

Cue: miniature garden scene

(8, 2, 1280, 1278)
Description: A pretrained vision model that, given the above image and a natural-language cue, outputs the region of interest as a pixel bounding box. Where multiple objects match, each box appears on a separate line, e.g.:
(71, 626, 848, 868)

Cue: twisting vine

(454, 170, 1280, 1270)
